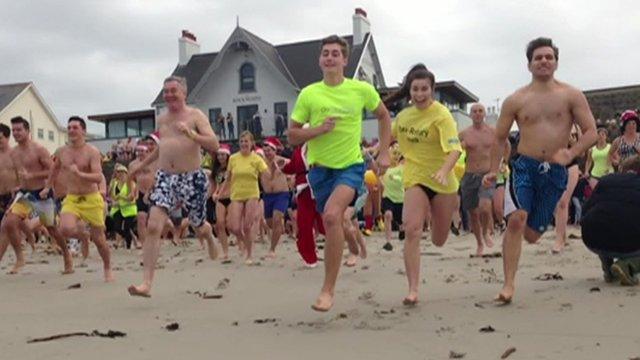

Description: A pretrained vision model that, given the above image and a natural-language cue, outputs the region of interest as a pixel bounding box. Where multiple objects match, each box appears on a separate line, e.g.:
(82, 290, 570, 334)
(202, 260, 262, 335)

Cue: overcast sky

(2, 0, 639, 135)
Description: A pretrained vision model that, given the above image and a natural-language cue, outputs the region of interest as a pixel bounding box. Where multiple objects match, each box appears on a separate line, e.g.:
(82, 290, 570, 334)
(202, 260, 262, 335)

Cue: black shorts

(418, 184, 437, 201)
(136, 192, 150, 213)
(382, 197, 403, 224)
(0, 193, 14, 221)
(218, 198, 231, 208)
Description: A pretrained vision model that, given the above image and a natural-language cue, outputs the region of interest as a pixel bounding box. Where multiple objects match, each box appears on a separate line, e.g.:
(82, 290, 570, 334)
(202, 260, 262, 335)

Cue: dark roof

(152, 52, 218, 105)
(88, 109, 155, 123)
(152, 30, 368, 106)
(435, 81, 479, 103)
(0, 82, 30, 112)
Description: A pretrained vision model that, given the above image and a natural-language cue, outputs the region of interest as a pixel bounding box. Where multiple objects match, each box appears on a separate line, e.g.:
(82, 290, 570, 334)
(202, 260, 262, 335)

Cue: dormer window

(240, 63, 255, 92)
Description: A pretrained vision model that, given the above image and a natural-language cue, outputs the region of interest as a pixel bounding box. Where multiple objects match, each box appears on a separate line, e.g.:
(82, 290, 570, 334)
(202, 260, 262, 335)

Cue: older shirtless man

(128, 75, 219, 297)
(484, 38, 597, 303)
(460, 103, 509, 256)
(0, 117, 72, 274)
(261, 137, 290, 259)
(129, 135, 159, 248)
(45, 117, 113, 281)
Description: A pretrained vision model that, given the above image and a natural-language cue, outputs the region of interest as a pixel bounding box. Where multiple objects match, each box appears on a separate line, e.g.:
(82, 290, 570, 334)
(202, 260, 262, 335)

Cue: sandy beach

(1, 229, 639, 360)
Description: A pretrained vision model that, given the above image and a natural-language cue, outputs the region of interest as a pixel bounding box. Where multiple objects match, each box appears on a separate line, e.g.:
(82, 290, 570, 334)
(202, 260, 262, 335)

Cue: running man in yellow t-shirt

(288, 35, 392, 312)
(387, 64, 462, 306)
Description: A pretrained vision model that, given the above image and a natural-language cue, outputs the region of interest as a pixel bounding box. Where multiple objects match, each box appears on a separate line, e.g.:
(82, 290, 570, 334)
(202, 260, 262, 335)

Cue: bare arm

(609, 137, 620, 166)
(569, 90, 598, 159)
(287, 120, 333, 146)
(130, 147, 159, 178)
(584, 149, 594, 176)
(44, 150, 62, 190)
(192, 110, 220, 153)
(75, 148, 104, 184)
(489, 96, 518, 174)
(27, 147, 54, 181)
(373, 103, 392, 169)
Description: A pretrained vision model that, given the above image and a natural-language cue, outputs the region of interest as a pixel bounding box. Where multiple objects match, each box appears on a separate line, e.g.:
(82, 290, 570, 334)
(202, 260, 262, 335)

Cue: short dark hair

(0, 123, 10, 138)
(68, 116, 87, 130)
(526, 37, 559, 63)
(321, 35, 350, 58)
(10, 116, 29, 131)
(620, 155, 640, 174)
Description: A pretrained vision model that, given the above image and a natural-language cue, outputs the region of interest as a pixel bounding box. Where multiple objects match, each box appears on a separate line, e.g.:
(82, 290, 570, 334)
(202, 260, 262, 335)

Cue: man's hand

(482, 172, 497, 188)
(319, 117, 336, 134)
(177, 122, 196, 140)
(68, 164, 81, 176)
(39, 187, 50, 200)
(550, 148, 574, 166)
(18, 169, 31, 181)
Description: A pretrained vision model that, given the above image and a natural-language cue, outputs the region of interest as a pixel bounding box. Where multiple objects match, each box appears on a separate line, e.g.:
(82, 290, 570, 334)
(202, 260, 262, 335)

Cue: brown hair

(320, 35, 349, 58)
(239, 130, 254, 142)
(526, 37, 559, 63)
(620, 155, 640, 173)
(383, 64, 435, 109)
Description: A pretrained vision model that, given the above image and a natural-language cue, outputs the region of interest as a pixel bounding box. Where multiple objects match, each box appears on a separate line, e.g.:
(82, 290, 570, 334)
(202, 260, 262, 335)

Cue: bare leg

(354, 218, 367, 259)
(343, 209, 359, 267)
(196, 221, 218, 260)
(402, 187, 429, 305)
(2, 213, 27, 274)
(136, 212, 148, 249)
(89, 226, 113, 282)
(242, 199, 260, 264)
(128, 206, 167, 296)
(497, 211, 542, 303)
(267, 211, 285, 258)
(479, 198, 494, 248)
(384, 210, 393, 243)
(48, 225, 74, 275)
(469, 209, 484, 256)
(312, 185, 355, 312)
(227, 201, 249, 261)
(553, 166, 580, 253)
(215, 202, 229, 259)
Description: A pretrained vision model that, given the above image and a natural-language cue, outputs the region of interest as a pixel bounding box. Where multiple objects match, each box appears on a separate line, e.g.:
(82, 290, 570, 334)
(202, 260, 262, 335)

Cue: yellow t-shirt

(228, 152, 268, 201)
(392, 101, 462, 194)
(291, 78, 381, 169)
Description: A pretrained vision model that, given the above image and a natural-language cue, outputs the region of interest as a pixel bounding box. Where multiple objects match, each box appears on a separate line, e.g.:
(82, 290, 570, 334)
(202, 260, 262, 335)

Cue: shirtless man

(0, 117, 72, 274)
(45, 116, 113, 281)
(0, 124, 17, 223)
(483, 38, 597, 303)
(128, 75, 219, 297)
(129, 136, 159, 249)
(261, 137, 290, 258)
(460, 103, 509, 256)
(0, 124, 19, 261)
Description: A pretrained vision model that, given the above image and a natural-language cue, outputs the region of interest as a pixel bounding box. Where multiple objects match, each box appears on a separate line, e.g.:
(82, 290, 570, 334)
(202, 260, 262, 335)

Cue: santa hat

(146, 131, 160, 144)
(218, 144, 231, 155)
(263, 137, 282, 150)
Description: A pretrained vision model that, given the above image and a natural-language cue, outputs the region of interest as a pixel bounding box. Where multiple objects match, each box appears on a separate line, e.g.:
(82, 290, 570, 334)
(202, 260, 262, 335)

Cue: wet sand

(1, 229, 639, 360)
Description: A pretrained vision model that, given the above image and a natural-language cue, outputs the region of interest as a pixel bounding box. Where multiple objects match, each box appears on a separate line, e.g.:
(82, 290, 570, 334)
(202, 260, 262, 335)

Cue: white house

(0, 82, 67, 153)
(151, 8, 387, 140)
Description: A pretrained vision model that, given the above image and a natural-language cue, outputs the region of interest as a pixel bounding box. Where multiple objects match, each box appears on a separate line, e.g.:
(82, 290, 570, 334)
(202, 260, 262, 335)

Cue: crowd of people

(1, 35, 639, 312)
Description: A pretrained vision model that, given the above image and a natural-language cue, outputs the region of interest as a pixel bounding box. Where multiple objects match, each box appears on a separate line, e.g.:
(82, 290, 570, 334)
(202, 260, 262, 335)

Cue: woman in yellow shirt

(387, 64, 462, 305)
(223, 131, 269, 264)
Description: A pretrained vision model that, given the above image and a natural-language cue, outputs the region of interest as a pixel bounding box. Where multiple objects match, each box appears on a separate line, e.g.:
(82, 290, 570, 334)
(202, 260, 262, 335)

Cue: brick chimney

(352, 8, 370, 46)
(179, 30, 200, 66)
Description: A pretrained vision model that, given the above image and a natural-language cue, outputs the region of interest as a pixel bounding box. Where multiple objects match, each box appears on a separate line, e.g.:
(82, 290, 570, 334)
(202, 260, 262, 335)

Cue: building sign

(232, 95, 261, 104)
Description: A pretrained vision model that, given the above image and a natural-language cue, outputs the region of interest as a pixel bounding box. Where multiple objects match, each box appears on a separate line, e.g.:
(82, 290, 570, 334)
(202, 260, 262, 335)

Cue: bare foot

(344, 254, 357, 267)
(104, 269, 115, 282)
(7, 260, 25, 275)
(403, 292, 418, 306)
(61, 268, 75, 275)
(484, 233, 494, 248)
(551, 241, 564, 254)
(475, 245, 484, 257)
(311, 292, 333, 312)
(356, 235, 367, 259)
(127, 284, 150, 297)
(494, 286, 513, 304)
(244, 258, 254, 265)
(266, 251, 277, 259)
